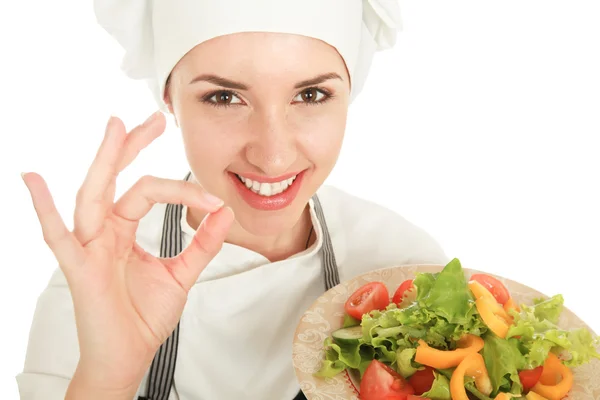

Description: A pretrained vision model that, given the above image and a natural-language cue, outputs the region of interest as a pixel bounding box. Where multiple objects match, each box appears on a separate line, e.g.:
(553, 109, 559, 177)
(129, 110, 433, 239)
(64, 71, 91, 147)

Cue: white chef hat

(94, 0, 402, 111)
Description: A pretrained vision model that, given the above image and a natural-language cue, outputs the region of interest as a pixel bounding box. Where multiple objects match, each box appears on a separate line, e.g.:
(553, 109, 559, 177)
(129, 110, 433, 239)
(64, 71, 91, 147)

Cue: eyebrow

(189, 74, 249, 90)
(294, 72, 343, 89)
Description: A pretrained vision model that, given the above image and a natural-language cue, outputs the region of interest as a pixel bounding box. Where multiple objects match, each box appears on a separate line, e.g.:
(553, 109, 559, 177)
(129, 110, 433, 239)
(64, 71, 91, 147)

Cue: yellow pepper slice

(469, 281, 512, 338)
(415, 334, 484, 369)
(504, 297, 521, 314)
(450, 352, 493, 400)
(525, 392, 549, 400)
(531, 353, 573, 400)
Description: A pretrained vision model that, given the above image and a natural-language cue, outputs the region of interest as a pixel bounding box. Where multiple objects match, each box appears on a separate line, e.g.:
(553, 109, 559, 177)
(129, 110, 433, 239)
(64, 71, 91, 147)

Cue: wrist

(66, 365, 142, 400)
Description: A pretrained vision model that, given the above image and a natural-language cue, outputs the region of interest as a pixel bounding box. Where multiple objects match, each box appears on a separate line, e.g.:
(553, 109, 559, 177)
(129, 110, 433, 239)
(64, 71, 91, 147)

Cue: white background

(1, 0, 599, 396)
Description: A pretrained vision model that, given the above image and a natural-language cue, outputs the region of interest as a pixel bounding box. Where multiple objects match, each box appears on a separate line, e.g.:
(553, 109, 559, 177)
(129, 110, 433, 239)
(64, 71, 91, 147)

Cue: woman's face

(167, 32, 350, 237)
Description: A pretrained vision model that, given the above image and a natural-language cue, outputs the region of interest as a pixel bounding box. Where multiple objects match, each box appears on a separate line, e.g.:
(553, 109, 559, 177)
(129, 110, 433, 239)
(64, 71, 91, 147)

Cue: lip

(230, 170, 306, 211)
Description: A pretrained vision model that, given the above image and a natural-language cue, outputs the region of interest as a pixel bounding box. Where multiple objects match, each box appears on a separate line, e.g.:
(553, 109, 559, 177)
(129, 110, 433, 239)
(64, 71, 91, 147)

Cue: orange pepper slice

(495, 393, 514, 400)
(525, 392, 549, 400)
(450, 352, 493, 400)
(469, 281, 512, 338)
(531, 353, 573, 400)
(504, 297, 521, 314)
(415, 334, 484, 369)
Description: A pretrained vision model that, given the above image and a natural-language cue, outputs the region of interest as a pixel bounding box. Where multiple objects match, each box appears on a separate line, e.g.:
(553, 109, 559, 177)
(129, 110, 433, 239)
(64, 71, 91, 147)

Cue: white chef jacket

(16, 185, 448, 399)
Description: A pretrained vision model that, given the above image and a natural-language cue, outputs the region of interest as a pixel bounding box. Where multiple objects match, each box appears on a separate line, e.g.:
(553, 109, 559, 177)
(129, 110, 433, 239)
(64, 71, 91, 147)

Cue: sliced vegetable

(331, 326, 363, 345)
(450, 353, 493, 400)
(525, 391, 549, 400)
(494, 393, 514, 400)
(469, 281, 511, 338)
(519, 366, 543, 391)
(471, 274, 511, 305)
(408, 366, 435, 395)
(415, 334, 484, 369)
(360, 359, 415, 400)
(393, 279, 415, 305)
(504, 297, 520, 314)
(530, 353, 573, 400)
(344, 282, 389, 320)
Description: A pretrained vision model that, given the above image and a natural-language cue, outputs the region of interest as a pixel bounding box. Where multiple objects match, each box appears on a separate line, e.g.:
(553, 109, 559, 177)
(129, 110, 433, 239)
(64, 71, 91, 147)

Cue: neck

(187, 205, 315, 262)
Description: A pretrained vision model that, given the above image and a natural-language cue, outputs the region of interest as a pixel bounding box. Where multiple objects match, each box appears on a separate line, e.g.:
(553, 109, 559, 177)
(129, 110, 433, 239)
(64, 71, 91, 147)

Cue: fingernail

(143, 111, 161, 126)
(205, 193, 224, 207)
(21, 172, 27, 181)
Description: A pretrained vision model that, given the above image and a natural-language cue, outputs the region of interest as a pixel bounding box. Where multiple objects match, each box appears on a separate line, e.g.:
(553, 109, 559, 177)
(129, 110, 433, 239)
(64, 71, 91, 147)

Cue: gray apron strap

(311, 195, 341, 291)
(141, 176, 339, 400)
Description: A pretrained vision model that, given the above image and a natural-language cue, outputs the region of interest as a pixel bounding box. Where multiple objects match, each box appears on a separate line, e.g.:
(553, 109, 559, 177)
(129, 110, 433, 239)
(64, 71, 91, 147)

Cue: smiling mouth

(234, 173, 298, 197)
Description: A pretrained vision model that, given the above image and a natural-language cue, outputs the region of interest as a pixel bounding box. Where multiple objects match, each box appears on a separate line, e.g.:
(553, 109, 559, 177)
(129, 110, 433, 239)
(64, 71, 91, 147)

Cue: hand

(22, 112, 234, 399)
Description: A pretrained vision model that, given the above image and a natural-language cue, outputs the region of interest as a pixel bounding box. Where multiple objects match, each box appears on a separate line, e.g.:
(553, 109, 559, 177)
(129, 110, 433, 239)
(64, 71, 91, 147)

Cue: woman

(18, 0, 447, 399)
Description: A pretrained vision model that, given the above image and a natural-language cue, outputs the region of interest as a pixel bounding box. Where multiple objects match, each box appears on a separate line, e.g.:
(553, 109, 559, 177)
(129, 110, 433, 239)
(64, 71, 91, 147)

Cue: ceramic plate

(292, 264, 600, 399)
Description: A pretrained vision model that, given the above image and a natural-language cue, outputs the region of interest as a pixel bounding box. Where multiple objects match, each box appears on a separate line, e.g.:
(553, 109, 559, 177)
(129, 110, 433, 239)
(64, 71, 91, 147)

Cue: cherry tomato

(392, 279, 415, 305)
(360, 360, 415, 400)
(470, 274, 510, 305)
(519, 366, 543, 391)
(344, 282, 389, 320)
(408, 366, 435, 395)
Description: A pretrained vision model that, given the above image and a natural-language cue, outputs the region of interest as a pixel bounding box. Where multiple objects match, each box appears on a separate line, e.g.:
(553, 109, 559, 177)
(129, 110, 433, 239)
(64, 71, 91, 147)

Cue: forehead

(172, 32, 349, 82)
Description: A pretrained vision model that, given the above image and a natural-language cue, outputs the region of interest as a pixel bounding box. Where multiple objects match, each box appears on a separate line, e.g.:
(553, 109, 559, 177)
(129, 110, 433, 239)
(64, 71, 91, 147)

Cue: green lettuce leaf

(422, 258, 477, 325)
(422, 372, 451, 400)
(396, 348, 418, 378)
(532, 295, 563, 324)
(414, 271, 437, 301)
(371, 336, 397, 363)
(565, 328, 600, 367)
(481, 333, 525, 395)
(506, 295, 600, 368)
(314, 359, 346, 378)
(321, 336, 362, 369)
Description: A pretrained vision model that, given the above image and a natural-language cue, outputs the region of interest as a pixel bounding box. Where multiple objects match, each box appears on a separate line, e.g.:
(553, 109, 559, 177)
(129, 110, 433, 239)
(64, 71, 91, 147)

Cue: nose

(245, 106, 297, 176)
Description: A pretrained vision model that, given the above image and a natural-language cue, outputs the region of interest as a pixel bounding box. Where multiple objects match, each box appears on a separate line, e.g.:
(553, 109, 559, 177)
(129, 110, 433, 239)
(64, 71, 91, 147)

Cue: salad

(315, 259, 600, 400)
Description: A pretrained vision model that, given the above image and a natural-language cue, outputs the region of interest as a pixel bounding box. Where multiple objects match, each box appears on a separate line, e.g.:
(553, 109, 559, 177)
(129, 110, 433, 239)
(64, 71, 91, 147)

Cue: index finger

(22, 173, 86, 273)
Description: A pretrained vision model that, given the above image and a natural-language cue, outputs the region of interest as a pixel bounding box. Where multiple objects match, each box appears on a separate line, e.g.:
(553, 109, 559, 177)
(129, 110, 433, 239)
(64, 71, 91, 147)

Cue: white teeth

(236, 174, 298, 197)
(271, 182, 282, 195)
(259, 183, 272, 196)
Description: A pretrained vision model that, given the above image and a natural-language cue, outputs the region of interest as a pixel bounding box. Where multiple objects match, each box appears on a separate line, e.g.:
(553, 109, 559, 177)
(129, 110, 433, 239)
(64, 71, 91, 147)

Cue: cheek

(294, 108, 347, 166)
(178, 108, 250, 170)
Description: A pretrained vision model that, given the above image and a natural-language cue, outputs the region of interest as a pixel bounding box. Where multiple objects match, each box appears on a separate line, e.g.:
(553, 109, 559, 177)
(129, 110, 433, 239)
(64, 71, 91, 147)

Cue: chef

(18, 0, 448, 399)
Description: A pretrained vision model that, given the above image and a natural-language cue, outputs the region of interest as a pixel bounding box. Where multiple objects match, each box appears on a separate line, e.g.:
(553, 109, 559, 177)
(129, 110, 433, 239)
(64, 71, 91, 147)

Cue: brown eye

(216, 91, 232, 104)
(294, 87, 328, 104)
(204, 91, 242, 106)
(301, 88, 318, 102)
